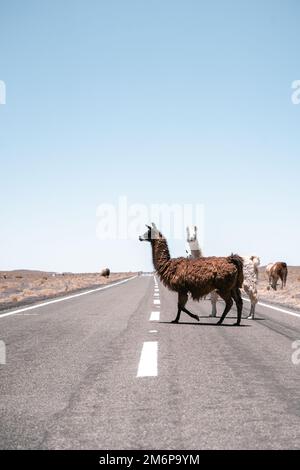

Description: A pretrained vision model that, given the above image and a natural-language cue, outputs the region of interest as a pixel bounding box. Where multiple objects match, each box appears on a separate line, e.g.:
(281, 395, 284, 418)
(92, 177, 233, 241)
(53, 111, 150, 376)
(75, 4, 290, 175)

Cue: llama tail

(228, 254, 244, 288)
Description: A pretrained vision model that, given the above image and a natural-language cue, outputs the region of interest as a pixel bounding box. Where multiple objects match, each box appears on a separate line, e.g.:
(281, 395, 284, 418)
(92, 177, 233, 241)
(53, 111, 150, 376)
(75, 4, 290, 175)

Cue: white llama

(186, 226, 260, 320)
(186, 226, 202, 259)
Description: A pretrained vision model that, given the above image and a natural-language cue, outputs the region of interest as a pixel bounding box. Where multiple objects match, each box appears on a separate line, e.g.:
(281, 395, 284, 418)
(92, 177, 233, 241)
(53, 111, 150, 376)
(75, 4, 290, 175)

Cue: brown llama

(268, 262, 288, 290)
(100, 268, 110, 278)
(139, 223, 244, 325)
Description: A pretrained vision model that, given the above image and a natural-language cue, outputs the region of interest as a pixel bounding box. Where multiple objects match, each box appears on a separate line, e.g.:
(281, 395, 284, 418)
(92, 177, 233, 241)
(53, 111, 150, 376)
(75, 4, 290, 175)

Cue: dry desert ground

(256, 266, 300, 310)
(0, 270, 137, 311)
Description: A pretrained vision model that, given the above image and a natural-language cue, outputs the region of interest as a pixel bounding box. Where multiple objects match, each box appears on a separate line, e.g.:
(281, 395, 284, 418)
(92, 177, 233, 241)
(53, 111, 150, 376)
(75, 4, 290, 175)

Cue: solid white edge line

(0, 276, 138, 319)
(137, 341, 158, 377)
(242, 297, 300, 318)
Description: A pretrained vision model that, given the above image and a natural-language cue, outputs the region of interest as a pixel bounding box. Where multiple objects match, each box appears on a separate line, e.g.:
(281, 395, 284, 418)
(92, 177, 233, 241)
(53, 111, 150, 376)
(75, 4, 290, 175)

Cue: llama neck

(190, 248, 202, 259)
(187, 239, 203, 259)
(151, 237, 171, 275)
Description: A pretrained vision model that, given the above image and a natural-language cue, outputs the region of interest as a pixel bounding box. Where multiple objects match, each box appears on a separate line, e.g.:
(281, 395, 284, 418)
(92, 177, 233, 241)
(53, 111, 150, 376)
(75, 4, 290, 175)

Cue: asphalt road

(1, 275, 300, 450)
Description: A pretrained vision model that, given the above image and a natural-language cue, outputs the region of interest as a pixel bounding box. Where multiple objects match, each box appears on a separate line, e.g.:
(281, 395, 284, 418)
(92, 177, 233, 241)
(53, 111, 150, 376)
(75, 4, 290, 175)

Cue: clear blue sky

(0, 0, 299, 272)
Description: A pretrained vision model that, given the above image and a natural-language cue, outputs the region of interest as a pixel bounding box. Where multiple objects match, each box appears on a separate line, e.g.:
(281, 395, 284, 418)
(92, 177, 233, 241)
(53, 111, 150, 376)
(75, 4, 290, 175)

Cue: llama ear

(194, 226, 197, 233)
(146, 224, 151, 229)
(152, 222, 157, 229)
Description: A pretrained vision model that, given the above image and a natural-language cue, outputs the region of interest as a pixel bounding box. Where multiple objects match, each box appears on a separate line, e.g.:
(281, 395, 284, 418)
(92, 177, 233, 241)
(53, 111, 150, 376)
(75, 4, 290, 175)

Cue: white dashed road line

(136, 275, 160, 377)
(149, 311, 160, 321)
(137, 341, 158, 377)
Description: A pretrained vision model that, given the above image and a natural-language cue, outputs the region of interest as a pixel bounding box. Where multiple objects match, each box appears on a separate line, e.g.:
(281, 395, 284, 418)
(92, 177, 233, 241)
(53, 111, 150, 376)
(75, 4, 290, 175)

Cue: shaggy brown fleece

(154, 240, 243, 300)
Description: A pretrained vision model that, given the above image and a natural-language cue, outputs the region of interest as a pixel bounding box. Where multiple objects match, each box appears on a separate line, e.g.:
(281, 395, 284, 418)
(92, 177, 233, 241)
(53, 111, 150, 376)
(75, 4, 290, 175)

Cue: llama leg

(244, 285, 254, 319)
(172, 292, 199, 323)
(181, 305, 200, 321)
(285, 270, 288, 287)
(272, 274, 278, 290)
(216, 291, 233, 325)
(247, 297, 255, 319)
(249, 303, 254, 318)
(231, 288, 243, 326)
(252, 300, 257, 318)
(171, 304, 182, 323)
(180, 292, 200, 321)
(171, 292, 185, 323)
(244, 285, 252, 319)
(249, 289, 258, 320)
(171, 291, 186, 323)
(210, 290, 218, 317)
(268, 275, 273, 288)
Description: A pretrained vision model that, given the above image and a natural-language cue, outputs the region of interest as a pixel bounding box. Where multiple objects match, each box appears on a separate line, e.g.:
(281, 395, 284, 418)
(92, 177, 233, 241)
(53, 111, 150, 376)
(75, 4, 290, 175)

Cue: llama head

(139, 223, 161, 242)
(186, 225, 197, 243)
(249, 255, 261, 268)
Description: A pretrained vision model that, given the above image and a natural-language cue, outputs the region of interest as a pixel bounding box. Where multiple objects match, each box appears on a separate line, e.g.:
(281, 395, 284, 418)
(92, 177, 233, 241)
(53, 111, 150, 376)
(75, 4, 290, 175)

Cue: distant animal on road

(139, 223, 244, 326)
(186, 226, 260, 320)
(100, 268, 110, 278)
(267, 262, 288, 290)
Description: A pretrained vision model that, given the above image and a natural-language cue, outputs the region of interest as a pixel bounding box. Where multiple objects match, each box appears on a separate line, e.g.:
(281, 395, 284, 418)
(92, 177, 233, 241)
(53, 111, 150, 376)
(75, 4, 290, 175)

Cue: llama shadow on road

(245, 317, 265, 321)
(159, 321, 251, 327)
(199, 315, 266, 321)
